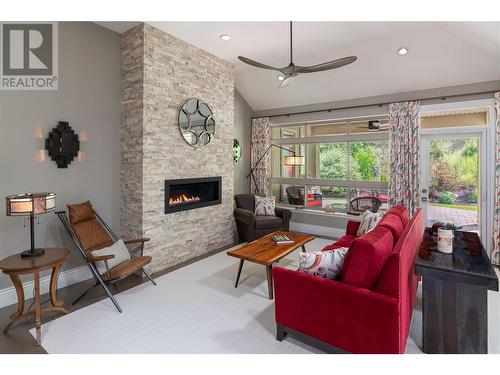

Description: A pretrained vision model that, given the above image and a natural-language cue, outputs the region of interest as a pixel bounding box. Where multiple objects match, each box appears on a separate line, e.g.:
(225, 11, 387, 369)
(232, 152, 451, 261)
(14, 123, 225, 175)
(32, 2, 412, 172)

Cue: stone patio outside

(428, 204, 479, 230)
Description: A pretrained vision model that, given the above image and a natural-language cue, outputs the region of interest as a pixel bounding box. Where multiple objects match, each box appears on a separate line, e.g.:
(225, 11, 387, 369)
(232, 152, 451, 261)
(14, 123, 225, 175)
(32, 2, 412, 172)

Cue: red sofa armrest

(273, 267, 401, 354)
(345, 220, 361, 236)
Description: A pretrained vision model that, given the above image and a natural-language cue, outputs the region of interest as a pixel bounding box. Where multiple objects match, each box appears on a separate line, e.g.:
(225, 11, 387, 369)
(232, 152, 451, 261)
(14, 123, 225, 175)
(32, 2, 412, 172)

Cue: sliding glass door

(420, 131, 486, 240)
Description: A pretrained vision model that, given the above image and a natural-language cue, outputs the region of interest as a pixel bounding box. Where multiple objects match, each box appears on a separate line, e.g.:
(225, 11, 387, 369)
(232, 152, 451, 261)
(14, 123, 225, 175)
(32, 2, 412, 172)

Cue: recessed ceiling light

(277, 74, 285, 81)
(397, 47, 409, 56)
(220, 34, 231, 41)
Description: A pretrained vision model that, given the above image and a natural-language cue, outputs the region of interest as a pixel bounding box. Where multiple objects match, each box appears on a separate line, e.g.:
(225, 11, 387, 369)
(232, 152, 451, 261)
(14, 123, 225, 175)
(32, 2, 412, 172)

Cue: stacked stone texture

(121, 24, 235, 273)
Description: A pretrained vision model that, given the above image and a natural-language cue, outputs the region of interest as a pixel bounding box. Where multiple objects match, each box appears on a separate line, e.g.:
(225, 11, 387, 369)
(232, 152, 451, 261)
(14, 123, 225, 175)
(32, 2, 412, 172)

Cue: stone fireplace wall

(121, 24, 235, 273)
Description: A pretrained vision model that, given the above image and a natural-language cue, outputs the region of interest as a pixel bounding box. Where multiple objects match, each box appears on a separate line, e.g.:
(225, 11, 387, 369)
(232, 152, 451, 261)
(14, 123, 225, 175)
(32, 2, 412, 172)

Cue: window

(420, 109, 488, 129)
(272, 183, 302, 205)
(307, 186, 348, 210)
(271, 144, 305, 179)
(270, 117, 390, 212)
(349, 141, 389, 182)
(349, 188, 390, 211)
(317, 143, 347, 180)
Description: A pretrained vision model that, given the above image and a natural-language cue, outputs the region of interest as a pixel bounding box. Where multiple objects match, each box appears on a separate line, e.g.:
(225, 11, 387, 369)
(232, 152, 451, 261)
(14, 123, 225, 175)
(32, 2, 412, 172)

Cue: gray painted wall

(0, 22, 121, 290)
(234, 90, 252, 195)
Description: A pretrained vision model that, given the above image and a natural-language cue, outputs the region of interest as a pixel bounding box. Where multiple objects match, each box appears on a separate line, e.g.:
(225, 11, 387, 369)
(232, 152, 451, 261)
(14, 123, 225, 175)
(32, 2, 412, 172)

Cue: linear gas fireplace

(165, 177, 222, 214)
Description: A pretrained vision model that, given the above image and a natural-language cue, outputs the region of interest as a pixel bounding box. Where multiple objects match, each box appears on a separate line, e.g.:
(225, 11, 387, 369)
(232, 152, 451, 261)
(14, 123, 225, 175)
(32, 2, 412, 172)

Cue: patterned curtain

(388, 101, 421, 216)
(492, 92, 500, 266)
(250, 117, 271, 196)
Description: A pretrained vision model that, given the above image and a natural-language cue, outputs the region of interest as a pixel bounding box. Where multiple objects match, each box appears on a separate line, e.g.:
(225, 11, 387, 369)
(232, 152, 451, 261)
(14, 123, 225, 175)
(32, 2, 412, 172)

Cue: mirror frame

(178, 98, 216, 148)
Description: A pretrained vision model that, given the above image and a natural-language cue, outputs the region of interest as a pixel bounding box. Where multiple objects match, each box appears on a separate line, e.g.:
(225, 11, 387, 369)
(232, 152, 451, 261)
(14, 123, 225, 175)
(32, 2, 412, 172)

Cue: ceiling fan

(238, 22, 357, 88)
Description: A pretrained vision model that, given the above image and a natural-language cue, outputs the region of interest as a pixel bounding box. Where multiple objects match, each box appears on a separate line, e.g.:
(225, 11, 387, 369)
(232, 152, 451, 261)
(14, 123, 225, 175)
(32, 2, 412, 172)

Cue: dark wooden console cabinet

(415, 229, 498, 354)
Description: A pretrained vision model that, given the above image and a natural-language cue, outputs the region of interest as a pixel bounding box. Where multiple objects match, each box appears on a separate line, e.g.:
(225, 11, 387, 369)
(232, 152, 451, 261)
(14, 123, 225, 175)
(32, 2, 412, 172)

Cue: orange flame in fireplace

(169, 194, 201, 206)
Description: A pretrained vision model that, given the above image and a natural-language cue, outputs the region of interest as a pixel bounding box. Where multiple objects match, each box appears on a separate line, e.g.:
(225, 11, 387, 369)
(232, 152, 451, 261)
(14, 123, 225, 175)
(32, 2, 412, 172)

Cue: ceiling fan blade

(238, 56, 281, 71)
(295, 56, 357, 73)
(279, 76, 295, 88)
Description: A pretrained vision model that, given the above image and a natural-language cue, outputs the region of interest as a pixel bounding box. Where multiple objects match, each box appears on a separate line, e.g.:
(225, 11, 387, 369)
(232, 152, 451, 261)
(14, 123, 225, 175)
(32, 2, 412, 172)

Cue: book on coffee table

(272, 234, 294, 244)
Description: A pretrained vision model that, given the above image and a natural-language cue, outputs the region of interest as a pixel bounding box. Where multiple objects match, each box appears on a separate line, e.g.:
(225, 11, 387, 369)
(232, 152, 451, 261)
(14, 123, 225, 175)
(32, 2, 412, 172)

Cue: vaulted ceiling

(97, 21, 500, 111)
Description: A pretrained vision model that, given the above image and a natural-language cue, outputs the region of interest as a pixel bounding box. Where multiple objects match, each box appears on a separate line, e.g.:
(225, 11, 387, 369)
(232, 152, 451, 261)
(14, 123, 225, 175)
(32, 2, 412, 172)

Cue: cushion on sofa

(322, 235, 357, 251)
(255, 195, 276, 216)
(387, 205, 409, 226)
(377, 213, 404, 241)
(341, 226, 394, 289)
(299, 247, 348, 280)
(357, 210, 383, 236)
(254, 215, 283, 230)
(345, 220, 361, 236)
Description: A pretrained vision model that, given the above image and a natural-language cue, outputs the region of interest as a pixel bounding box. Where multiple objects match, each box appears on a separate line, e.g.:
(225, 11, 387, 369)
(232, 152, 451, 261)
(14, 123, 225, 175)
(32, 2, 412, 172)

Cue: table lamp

(6, 192, 56, 257)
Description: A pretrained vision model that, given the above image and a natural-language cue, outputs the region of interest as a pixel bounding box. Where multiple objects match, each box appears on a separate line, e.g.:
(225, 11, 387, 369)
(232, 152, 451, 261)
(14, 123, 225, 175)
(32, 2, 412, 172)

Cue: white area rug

(32, 238, 426, 354)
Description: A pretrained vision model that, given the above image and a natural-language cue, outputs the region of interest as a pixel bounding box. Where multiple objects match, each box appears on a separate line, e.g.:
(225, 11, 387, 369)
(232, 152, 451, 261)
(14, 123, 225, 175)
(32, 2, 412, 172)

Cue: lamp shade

(283, 156, 305, 166)
(6, 192, 56, 216)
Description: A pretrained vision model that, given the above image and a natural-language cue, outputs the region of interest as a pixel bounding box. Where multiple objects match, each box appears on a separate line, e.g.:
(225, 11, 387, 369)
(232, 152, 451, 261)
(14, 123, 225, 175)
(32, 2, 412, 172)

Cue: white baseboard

(0, 265, 93, 309)
(290, 222, 345, 239)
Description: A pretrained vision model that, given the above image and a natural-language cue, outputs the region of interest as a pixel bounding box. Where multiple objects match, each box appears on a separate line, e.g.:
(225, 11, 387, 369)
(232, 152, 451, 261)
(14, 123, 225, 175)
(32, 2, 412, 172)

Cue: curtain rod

(251, 90, 498, 120)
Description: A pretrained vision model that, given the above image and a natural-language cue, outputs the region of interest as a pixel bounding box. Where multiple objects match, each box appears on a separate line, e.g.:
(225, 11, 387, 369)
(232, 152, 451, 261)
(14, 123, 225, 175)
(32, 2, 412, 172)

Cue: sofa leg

(276, 324, 287, 341)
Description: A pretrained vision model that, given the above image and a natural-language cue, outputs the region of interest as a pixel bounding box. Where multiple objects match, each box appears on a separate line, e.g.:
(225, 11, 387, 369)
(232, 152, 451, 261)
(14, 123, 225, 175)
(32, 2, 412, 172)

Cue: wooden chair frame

(55, 210, 157, 313)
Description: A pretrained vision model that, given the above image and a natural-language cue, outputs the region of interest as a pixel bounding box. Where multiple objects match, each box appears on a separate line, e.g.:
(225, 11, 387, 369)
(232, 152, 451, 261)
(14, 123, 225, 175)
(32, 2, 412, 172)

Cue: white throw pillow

(254, 195, 276, 216)
(91, 239, 131, 274)
(298, 247, 349, 280)
(357, 210, 383, 236)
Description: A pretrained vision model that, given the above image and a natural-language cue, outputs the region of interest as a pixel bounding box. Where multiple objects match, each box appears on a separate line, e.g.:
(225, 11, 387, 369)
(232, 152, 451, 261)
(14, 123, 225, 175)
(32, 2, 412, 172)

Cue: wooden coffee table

(227, 231, 315, 299)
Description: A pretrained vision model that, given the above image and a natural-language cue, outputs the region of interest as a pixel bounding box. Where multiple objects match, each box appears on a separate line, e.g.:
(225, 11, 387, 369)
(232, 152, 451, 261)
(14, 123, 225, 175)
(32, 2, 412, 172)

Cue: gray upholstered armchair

(234, 194, 292, 243)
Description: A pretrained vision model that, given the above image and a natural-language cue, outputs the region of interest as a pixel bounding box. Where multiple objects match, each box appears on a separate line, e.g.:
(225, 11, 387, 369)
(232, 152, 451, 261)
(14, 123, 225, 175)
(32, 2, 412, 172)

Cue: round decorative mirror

(178, 99, 215, 148)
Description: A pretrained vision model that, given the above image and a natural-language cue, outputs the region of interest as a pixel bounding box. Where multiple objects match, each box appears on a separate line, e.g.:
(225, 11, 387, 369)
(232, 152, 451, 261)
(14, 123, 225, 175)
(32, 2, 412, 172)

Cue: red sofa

(273, 206, 423, 354)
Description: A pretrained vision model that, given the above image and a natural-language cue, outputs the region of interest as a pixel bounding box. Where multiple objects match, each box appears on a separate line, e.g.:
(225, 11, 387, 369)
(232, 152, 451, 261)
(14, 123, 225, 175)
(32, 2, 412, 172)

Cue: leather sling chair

(56, 201, 156, 313)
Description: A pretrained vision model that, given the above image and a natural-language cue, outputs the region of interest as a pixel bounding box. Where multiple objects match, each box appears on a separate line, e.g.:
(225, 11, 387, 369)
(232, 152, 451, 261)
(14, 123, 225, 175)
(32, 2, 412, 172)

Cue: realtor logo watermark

(0, 22, 58, 90)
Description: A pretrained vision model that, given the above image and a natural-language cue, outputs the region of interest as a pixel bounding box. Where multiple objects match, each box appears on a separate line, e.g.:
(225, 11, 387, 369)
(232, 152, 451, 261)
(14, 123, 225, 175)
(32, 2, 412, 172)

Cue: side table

(0, 248, 70, 346)
(415, 229, 498, 353)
